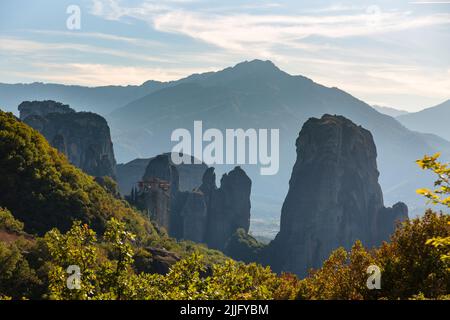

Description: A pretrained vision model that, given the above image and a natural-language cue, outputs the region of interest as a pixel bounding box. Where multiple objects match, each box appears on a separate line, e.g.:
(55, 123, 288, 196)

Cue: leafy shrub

(0, 207, 24, 233)
(0, 111, 155, 241)
(297, 212, 450, 300)
(0, 241, 41, 299)
(42, 220, 298, 300)
(225, 228, 265, 263)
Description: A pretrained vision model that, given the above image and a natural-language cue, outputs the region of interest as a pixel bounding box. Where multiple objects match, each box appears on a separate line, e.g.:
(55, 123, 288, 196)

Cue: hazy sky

(0, 0, 449, 111)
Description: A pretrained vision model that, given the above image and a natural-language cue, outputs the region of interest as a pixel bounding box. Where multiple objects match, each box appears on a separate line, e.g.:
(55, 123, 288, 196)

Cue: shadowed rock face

(202, 166, 252, 251)
(135, 155, 175, 232)
(136, 154, 252, 250)
(135, 154, 202, 240)
(117, 154, 208, 196)
(18, 100, 74, 119)
(135, 247, 181, 275)
(143, 154, 179, 199)
(199, 167, 217, 207)
(19, 100, 117, 179)
(178, 191, 208, 243)
(264, 115, 408, 277)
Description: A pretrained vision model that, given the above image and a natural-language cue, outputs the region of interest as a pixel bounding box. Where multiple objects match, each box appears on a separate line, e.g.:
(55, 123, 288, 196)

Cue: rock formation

(177, 191, 208, 243)
(19, 100, 117, 179)
(141, 247, 181, 275)
(264, 115, 408, 277)
(18, 100, 74, 119)
(116, 154, 208, 195)
(134, 154, 251, 250)
(142, 154, 179, 199)
(134, 155, 176, 231)
(202, 167, 252, 250)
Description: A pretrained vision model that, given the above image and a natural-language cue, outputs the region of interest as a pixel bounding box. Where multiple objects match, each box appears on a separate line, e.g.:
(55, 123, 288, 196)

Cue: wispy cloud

(0, 0, 449, 110)
(151, 11, 450, 53)
(410, 1, 450, 4)
(27, 30, 163, 48)
(304, 4, 367, 13)
(90, 0, 171, 20)
(85, 0, 450, 80)
(89, 1, 450, 53)
(6, 62, 215, 86)
(0, 37, 170, 63)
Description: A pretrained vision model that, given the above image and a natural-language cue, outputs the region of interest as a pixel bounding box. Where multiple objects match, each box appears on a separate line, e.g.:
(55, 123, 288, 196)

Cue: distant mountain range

(106, 60, 449, 220)
(0, 70, 248, 117)
(397, 100, 450, 141)
(372, 105, 409, 117)
(0, 80, 168, 116)
(1, 59, 448, 230)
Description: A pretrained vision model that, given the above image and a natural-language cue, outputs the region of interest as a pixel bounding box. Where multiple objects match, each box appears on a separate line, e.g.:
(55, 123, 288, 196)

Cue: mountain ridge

(397, 99, 450, 141)
(106, 60, 450, 223)
(372, 105, 409, 117)
(262, 114, 408, 277)
(2, 60, 448, 226)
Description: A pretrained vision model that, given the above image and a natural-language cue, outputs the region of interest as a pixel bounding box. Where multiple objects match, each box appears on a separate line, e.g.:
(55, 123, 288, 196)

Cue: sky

(0, 0, 449, 111)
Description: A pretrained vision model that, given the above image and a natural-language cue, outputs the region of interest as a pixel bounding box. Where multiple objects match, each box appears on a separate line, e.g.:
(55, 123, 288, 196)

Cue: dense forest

(0, 110, 449, 300)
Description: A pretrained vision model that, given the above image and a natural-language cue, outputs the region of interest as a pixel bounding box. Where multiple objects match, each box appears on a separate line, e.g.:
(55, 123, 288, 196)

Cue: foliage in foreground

(0, 209, 448, 300)
(0, 111, 154, 239)
(0, 207, 24, 234)
(417, 153, 450, 269)
(0, 115, 449, 300)
(0, 215, 299, 300)
(298, 211, 449, 300)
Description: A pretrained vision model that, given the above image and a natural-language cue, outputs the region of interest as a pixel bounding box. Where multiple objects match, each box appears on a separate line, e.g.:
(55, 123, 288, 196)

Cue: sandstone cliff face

(135, 154, 251, 250)
(264, 115, 408, 277)
(19, 100, 117, 179)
